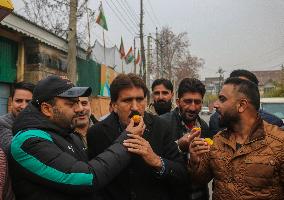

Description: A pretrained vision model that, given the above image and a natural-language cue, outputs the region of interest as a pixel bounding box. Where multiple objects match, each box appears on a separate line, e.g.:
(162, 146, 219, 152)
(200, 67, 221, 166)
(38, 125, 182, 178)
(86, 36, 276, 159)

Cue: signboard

(100, 64, 117, 97)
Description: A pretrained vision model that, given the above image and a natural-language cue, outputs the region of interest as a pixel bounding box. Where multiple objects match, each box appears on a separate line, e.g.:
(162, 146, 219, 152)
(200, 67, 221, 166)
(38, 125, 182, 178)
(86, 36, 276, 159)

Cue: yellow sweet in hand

(192, 127, 201, 132)
(132, 115, 141, 124)
(204, 138, 213, 145)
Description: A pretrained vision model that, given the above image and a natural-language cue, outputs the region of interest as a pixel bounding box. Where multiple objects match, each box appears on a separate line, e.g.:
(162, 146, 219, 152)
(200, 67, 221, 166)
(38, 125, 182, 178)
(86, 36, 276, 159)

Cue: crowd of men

(0, 69, 283, 200)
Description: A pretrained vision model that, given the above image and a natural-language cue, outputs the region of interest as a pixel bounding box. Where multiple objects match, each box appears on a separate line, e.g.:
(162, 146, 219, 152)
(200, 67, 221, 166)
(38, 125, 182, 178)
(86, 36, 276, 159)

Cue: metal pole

(134, 38, 136, 74)
(156, 27, 159, 78)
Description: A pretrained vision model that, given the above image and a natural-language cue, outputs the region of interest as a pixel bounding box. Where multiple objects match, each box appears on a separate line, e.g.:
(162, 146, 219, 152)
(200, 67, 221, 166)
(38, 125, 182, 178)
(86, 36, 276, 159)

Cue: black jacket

(160, 108, 209, 200)
(87, 112, 188, 200)
(9, 104, 131, 200)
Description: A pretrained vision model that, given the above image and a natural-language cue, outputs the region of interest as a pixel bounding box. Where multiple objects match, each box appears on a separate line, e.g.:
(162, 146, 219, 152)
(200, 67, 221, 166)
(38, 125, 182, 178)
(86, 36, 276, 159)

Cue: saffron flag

(119, 37, 125, 58)
(135, 49, 141, 65)
(96, 3, 108, 31)
(0, 0, 14, 22)
(125, 47, 134, 64)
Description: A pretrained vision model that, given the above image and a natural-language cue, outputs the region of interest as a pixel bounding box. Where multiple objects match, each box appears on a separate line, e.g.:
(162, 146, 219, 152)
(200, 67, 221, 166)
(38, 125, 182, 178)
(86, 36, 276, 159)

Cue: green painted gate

(0, 36, 18, 83)
(77, 58, 100, 95)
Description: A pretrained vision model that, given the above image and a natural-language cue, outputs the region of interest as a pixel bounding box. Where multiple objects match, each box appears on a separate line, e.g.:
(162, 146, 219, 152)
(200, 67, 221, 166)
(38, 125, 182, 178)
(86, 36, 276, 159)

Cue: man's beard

(73, 111, 90, 128)
(180, 109, 199, 124)
(52, 107, 73, 129)
(218, 110, 240, 130)
(153, 100, 172, 115)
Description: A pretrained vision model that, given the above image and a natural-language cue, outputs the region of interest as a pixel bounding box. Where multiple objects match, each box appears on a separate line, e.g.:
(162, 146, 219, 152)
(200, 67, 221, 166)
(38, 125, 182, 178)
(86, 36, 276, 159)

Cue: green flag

(125, 47, 134, 64)
(96, 3, 108, 31)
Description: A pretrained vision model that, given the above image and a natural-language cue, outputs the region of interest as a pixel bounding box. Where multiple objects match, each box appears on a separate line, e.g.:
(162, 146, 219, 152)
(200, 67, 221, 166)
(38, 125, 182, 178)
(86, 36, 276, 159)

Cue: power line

(144, 6, 157, 28)
(104, 0, 136, 37)
(145, 0, 161, 28)
(124, 0, 140, 24)
(108, 0, 139, 34)
(114, 0, 140, 27)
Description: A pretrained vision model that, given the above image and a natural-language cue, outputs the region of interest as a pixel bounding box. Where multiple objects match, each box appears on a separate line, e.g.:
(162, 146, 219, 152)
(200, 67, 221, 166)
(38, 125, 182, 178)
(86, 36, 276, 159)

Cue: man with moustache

(0, 81, 35, 154)
(73, 96, 98, 149)
(146, 78, 176, 115)
(9, 75, 144, 200)
(87, 73, 187, 200)
(189, 77, 284, 200)
(160, 78, 210, 200)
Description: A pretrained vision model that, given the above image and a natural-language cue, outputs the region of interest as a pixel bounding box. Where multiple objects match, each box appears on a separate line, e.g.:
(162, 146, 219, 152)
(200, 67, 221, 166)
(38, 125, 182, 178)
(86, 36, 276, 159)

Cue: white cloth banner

(91, 40, 135, 74)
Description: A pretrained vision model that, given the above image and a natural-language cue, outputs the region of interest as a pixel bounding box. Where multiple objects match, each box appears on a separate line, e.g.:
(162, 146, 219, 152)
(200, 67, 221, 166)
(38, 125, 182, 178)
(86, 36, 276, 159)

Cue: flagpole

(122, 59, 124, 73)
(103, 29, 106, 64)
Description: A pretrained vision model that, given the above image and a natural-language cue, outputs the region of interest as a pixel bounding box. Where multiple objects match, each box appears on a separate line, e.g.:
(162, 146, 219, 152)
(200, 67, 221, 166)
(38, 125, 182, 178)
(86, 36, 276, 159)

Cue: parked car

(260, 98, 284, 122)
(201, 106, 211, 115)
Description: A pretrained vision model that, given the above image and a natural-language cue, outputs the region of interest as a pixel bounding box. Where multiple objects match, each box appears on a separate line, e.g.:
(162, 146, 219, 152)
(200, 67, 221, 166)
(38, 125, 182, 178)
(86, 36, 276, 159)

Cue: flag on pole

(125, 47, 134, 64)
(0, 0, 14, 22)
(119, 37, 125, 58)
(96, 2, 108, 31)
(135, 49, 141, 65)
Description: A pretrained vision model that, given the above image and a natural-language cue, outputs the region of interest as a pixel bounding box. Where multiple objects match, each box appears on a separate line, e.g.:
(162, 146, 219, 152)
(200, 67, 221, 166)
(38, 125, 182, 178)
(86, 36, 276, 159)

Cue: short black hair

(178, 78, 206, 98)
(110, 73, 149, 102)
(151, 78, 173, 92)
(230, 69, 259, 85)
(224, 77, 260, 110)
(11, 82, 35, 99)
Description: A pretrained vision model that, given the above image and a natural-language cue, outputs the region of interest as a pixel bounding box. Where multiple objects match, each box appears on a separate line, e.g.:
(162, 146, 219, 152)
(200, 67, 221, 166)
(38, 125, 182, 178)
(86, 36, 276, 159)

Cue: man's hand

(125, 118, 146, 136)
(123, 134, 162, 170)
(189, 138, 210, 167)
(177, 129, 201, 152)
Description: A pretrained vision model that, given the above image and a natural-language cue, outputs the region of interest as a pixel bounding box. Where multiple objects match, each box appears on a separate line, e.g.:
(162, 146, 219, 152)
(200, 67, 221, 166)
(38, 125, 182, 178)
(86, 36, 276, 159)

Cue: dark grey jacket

(0, 113, 15, 154)
(160, 108, 210, 200)
(10, 104, 131, 200)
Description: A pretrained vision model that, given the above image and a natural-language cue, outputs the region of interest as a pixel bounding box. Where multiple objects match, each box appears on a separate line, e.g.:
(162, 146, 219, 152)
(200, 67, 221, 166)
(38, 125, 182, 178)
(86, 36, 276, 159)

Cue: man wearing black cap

(9, 75, 145, 200)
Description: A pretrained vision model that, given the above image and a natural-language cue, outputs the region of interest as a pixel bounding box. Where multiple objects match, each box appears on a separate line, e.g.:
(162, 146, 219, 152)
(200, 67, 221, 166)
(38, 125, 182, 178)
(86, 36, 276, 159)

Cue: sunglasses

(181, 98, 202, 105)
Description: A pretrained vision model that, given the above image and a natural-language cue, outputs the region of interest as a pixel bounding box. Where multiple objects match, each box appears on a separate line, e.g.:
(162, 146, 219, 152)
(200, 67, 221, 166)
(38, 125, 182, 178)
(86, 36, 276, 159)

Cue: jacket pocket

(244, 155, 275, 188)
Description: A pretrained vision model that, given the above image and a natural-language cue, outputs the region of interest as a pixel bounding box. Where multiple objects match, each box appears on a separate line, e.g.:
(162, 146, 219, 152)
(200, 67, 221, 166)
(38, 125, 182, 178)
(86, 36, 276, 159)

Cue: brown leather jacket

(189, 118, 284, 200)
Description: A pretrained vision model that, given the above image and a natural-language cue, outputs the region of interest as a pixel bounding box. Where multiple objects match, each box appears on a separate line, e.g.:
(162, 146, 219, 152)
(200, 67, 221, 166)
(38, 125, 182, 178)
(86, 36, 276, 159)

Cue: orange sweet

(192, 127, 201, 132)
(204, 138, 213, 145)
(132, 115, 141, 124)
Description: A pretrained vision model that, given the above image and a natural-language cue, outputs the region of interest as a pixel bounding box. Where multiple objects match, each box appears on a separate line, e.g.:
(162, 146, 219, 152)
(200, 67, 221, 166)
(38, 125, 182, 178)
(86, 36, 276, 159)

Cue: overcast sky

(13, 0, 284, 79)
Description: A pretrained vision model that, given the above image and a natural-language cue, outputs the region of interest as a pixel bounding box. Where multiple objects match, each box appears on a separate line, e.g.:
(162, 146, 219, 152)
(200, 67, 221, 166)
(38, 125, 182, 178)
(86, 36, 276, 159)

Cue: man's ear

(176, 98, 180, 107)
(40, 102, 53, 118)
(238, 99, 248, 113)
(112, 102, 118, 113)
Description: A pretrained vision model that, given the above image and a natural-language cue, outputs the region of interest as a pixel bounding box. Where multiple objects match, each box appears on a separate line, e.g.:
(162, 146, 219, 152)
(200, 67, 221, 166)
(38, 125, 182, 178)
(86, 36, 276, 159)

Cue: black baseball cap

(32, 75, 92, 106)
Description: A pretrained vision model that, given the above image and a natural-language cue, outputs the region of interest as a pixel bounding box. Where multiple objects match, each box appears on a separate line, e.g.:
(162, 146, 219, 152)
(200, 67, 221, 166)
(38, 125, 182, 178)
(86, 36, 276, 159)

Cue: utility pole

(146, 34, 151, 88)
(140, 0, 146, 82)
(160, 39, 164, 78)
(155, 27, 159, 78)
(67, 0, 78, 83)
(134, 38, 136, 74)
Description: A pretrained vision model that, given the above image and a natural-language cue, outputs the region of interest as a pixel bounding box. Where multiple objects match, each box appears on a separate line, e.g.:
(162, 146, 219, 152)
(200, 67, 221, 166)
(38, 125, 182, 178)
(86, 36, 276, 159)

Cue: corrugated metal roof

(0, 12, 86, 59)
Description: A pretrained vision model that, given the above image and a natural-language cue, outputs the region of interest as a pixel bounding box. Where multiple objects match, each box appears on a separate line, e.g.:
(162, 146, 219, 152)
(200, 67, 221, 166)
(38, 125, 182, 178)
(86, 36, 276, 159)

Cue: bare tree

(174, 53, 205, 85)
(151, 26, 203, 82)
(21, 0, 95, 47)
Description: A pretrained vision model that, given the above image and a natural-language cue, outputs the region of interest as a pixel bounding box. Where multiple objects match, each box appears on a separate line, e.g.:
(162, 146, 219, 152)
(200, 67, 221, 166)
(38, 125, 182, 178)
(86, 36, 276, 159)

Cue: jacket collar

(219, 115, 265, 152)
(13, 103, 73, 137)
